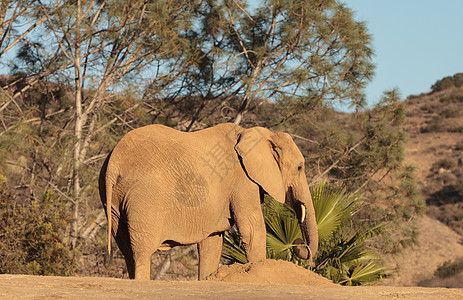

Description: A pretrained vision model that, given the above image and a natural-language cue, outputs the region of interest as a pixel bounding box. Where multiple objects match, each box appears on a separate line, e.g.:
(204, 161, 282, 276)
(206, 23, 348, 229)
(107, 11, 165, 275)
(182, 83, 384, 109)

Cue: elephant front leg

(232, 193, 267, 262)
(236, 214, 266, 262)
(197, 233, 223, 280)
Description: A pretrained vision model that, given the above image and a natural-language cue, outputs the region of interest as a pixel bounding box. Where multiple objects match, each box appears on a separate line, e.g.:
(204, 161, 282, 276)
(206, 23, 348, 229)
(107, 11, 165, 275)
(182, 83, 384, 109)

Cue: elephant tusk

(300, 204, 305, 223)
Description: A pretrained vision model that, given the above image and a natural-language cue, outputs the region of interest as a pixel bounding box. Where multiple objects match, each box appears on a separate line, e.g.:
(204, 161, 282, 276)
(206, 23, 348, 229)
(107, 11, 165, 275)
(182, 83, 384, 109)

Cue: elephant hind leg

(129, 228, 163, 280)
(114, 216, 136, 279)
(115, 234, 135, 279)
(133, 251, 152, 280)
(120, 241, 160, 280)
(114, 211, 157, 280)
(119, 238, 160, 280)
(197, 232, 223, 280)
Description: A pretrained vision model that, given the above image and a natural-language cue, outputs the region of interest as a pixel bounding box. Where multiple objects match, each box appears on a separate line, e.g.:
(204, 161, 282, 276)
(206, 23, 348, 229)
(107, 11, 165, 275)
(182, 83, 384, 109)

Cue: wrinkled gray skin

(99, 123, 318, 280)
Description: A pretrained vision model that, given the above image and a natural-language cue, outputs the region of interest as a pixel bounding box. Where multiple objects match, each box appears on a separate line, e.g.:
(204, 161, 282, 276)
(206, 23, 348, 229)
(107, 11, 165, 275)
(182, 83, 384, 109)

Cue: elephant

(99, 123, 318, 280)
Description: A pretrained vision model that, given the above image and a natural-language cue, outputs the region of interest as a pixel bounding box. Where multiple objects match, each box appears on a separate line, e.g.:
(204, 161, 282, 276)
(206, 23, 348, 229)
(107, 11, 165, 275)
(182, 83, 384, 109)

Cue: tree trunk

(71, 0, 83, 248)
(232, 65, 261, 125)
(233, 112, 244, 125)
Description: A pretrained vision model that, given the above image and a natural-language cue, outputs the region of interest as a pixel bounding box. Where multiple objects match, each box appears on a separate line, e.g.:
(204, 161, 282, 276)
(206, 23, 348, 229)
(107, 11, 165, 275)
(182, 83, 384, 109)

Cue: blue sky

(344, 1, 463, 106)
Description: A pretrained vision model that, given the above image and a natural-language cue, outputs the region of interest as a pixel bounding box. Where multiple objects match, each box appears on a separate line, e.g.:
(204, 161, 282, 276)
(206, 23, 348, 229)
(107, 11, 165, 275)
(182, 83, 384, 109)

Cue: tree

(0, 0, 50, 115)
(148, 0, 374, 129)
(0, 0, 48, 61)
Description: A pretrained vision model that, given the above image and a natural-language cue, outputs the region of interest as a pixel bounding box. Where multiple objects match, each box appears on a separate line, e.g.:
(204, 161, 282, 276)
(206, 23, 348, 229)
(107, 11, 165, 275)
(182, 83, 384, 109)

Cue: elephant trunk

(299, 196, 318, 259)
(290, 180, 318, 261)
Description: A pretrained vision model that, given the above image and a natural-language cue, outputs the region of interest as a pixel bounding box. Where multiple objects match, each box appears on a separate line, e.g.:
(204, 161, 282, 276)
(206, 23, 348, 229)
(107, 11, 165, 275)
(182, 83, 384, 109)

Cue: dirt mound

(206, 259, 333, 286)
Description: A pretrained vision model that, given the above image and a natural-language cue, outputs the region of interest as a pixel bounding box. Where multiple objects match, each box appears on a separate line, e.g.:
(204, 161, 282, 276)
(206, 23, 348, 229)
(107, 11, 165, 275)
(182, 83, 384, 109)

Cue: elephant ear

(235, 127, 285, 204)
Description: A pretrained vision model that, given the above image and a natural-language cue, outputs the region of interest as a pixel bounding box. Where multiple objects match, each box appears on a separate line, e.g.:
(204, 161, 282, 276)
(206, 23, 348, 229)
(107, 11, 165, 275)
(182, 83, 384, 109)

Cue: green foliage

(0, 177, 78, 275)
(172, 0, 375, 124)
(222, 183, 392, 286)
(263, 197, 306, 264)
(315, 229, 391, 286)
(311, 181, 359, 242)
(222, 227, 248, 264)
(311, 183, 392, 285)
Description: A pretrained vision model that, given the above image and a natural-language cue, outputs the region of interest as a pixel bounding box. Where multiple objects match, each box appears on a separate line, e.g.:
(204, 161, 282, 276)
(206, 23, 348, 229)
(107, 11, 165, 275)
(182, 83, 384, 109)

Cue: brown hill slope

(384, 215, 463, 287)
(382, 85, 463, 287)
(404, 87, 463, 235)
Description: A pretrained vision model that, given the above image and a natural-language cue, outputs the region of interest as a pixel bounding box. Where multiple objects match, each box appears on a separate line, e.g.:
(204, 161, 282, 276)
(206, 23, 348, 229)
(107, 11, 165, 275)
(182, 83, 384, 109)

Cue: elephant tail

(105, 176, 113, 256)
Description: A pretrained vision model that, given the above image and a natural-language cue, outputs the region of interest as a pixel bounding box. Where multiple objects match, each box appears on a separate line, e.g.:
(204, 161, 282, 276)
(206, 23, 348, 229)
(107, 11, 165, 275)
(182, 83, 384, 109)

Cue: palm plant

(222, 181, 392, 285)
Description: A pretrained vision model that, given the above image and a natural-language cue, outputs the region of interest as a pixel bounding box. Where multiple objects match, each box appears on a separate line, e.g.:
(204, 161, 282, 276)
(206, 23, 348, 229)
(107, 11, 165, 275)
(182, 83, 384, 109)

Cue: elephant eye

(298, 165, 303, 171)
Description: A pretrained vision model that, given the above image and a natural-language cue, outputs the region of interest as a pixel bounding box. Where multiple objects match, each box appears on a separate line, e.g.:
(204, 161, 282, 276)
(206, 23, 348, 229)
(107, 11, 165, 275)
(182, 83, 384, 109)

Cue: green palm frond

(340, 261, 393, 286)
(223, 227, 248, 264)
(311, 181, 359, 243)
(263, 196, 304, 263)
(315, 223, 391, 285)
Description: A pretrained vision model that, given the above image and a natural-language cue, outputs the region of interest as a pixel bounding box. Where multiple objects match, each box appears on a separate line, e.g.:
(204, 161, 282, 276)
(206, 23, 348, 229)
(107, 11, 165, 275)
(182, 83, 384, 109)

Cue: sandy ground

(1, 274, 462, 300)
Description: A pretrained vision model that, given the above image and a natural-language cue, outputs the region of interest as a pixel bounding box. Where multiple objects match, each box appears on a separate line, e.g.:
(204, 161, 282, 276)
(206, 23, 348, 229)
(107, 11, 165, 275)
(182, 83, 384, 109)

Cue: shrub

(433, 158, 457, 171)
(441, 108, 460, 118)
(0, 176, 78, 275)
(455, 141, 463, 151)
(448, 126, 463, 133)
(419, 103, 440, 113)
(431, 73, 463, 93)
(435, 257, 463, 279)
(440, 95, 463, 104)
(455, 178, 463, 198)
(421, 116, 445, 133)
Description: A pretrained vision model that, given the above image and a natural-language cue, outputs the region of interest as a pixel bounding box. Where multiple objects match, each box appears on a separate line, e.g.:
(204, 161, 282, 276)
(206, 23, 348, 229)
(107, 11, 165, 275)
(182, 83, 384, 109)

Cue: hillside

(380, 85, 463, 287)
(404, 86, 463, 235)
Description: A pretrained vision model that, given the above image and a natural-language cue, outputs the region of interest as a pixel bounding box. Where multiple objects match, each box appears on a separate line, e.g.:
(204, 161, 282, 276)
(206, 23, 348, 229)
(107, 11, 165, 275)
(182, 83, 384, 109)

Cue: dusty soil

(2, 274, 463, 300)
(2, 258, 462, 299)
